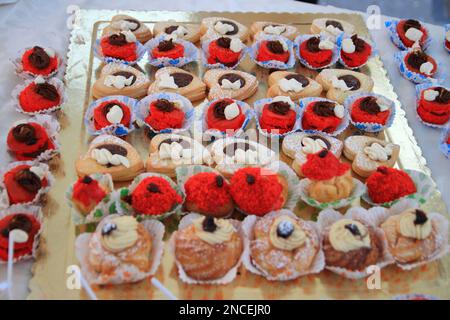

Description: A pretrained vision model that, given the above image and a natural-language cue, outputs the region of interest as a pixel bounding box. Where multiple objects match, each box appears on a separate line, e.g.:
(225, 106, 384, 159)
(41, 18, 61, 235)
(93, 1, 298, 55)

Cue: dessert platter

(4, 10, 448, 299)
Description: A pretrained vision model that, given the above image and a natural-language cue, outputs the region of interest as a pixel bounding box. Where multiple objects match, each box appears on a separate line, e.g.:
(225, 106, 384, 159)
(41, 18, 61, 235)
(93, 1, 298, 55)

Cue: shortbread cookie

(343, 135, 400, 178)
(153, 21, 201, 43)
(310, 18, 355, 39)
(203, 69, 258, 101)
(200, 17, 249, 42)
(250, 21, 298, 41)
(102, 14, 152, 44)
(267, 71, 322, 100)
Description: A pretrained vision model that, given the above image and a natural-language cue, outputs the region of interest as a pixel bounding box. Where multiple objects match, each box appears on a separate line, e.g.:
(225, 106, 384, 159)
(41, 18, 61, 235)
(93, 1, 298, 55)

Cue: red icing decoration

(145, 101, 185, 130)
(72, 177, 107, 208)
(100, 37, 137, 61)
(366, 167, 416, 204)
(396, 20, 428, 48)
(417, 88, 450, 125)
(3, 165, 48, 205)
(93, 100, 132, 130)
(301, 151, 350, 181)
(299, 40, 333, 68)
(351, 97, 390, 125)
(256, 41, 290, 63)
(206, 99, 245, 132)
(18, 82, 61, 113)
(301, 101, 342, 133)
(207, 40, 241, 66)
(259, 103, 296, 134)
(340, 42, 372, 68)
(21, 48, 59, 76)
(152, 42, 184, 59)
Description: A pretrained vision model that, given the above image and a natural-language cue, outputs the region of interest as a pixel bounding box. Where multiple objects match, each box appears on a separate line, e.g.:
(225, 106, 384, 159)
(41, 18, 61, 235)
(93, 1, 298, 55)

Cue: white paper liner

(439, 125, 450, 158)
(200, 37, 248, 70)
(75, 214, 165, 285)
(414, 82, 449, 129)
(11, 47, 63, 79)
(294, 34, 339, 70)
(394, 50, 444, 84)
(316, 206, 395, 279)
(84, 95, 138, 136)
(93, 38, 146, 65)
(445, 24, 450, 53)
(241, 210, 325, 281)
(249, 35, 296, 70)
(136, 92, 194, 134)
(344, 92, 396, 132)
(298, 97, 350, 137)
(11, 77, 67, 115)
(363, 169, 435, 208)
(336, 33, 376, 70)
(169, 213, 246, 284)
(65, 173, 115, 225)
(0, 204, 43, 264)
(253, 97, 301, 138)
(0, 161, 54, 209)
(298, 178, 366, 210)
(385, 20, 431, 51)
(145, 35, 198, 68)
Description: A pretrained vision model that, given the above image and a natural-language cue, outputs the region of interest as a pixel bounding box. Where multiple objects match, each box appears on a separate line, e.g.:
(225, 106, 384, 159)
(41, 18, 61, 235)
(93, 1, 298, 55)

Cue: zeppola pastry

(417, 86, 449, 125)
(310, 18, 355, 38)
(250, 21, 298, 41)
(153, 21, 201, 43)
(300, 99, 346, 134)
(258, 96, 297, 134)
(267, 71, 322, 101)
(203, 69, 258, 101)
(75, 135, 144, 182)
(206, 36, 246, 68)
(70, 175, 111, 216)
(200, 17, 249, 42)
(102, 14, 152, 44)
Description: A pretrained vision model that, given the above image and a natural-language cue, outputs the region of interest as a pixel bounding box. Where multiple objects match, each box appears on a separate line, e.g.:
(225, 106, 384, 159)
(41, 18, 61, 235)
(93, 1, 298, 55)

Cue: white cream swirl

(329, 219, 371, 252)
(193, 217, 236, 245)
(363, 143, 394, 162)
(399, 209, 432, 240)
(91, 148, 130, 168)
(100, 216, 139, 252)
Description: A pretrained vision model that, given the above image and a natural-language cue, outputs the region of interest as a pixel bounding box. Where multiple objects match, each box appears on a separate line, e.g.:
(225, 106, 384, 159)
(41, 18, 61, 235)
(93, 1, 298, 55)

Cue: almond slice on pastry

(147, 133, 212, 177)
(147, 67, 206, 102)
(92, 63, 150, 99)
(102, 14, 152, 44)
(203, 69, 258, 101)
(200, 17, 249, 42)
(343, 135, 400, 178)
(316, 69, 374, 104)
(75, 135, 144, 182)
(310, 18, 355, 38)
(153, 21, 201, 43)
(250, 21, 298, 41)
(267, 71, 322, 100)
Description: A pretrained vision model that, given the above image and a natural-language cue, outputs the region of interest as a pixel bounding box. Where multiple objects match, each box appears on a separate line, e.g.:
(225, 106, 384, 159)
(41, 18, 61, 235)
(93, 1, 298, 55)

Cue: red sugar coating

(396, 20, 428, 48)
(152, 43, 184, 59)
(229, 167, 284, 216)
(351, 97, 390, 125)
(131, 177, 182, 216)
(21, 48, 59, 76)
(299, 41, 333, 68)
(404, 52, 437, 77)
(184, 172, 233, 214)
(145, 101, 185, 130)
(100, 37, 137, 61)
(301, 151, 350, 181)
(417, 105, 449, 125)
(93, 100, 132, 130)
(259, 103, 296, 134)
(207, 40, 241, 66)
(419, 89, 449, 115)
(366, 167, 416, 204)
(301, 101, 342, 134)
(18, 82, 61, 113)
(257, 41, 290, 63)
(72, 177, 107, 208)
(3, 165, 48, 205)
(0, 213, 41, 261)
(206, 99, 245, 132)
(341, 42, 372, 68)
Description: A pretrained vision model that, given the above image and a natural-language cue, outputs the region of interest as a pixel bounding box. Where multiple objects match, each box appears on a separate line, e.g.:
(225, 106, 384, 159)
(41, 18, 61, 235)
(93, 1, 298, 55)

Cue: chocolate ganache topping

(434, 87, 450, 104)
(171, 72, 193, 87)
(306, 37, 321, 53)
(407, 50, 429, 70)
(34, 83, 59, 101)
(285, 74, 309, 87)
(325, 20, 344, 31)
(212, 100, 232, 119)
(124, 18, 140, 31)
(403, 19, 421, 33)
(359, 96, 381, 115)
(157, 39, 175, 51)
(165, 25, 180, 34)
(216, 37, 232, 49)
(1, 214, 32, 238)
(338, 75, 361, 91)
(108, 33, 128, 46)
(12, 124, 37, 145)
(202, 216, 218, 232)
(28, 46, 50, 70)
(268, 101, 291, 115)
(351, 35, 366, 52)
(219, 20, 238, 35)
(96, 144, 128, 156)
(14, 168, 42, 193)
(154, 99, 175, 112)
(218, 73, 245, 88)
(267, 40, 285, 54)
(313, 101, 336, 117)
(113, 71, 137, 85)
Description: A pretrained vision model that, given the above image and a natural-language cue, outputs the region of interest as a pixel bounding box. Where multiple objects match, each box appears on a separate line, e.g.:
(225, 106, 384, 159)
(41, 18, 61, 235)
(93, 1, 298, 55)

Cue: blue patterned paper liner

(84, 95, 138, 137)
(200, 37, 248, 70)
(253, 97, 301, 138)
(248, 35, 296, 70)
(439, 125, 450, 158)
(294, 34, 339, 70)
(344, 92, 396, 132)
(136, 92, 194, 134)
(385, 20, 431, 51)
(414, 81, 448, 129)
(394, 50, 444, 84)
(445, 24, 450, 53)
(93, 38, 146, 65)
(298, 97, 350, 137)
(336, 33, 377, 70)
(145, 35, 198, 68)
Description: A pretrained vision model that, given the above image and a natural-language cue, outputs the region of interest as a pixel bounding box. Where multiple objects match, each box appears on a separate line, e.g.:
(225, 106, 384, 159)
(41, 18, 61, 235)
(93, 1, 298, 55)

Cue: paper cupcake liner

(362, 169, 435, 208)
(445, 24, 450, 53)
(75, 214, 165, 285)
(136, 92, 194, 134)
(11, 77, 67, 115)
(241, 210, 325, 281)
(200, 37, 248, 70)
(439, 125, 450, 158)
(414, 82, 448, 129)
(394, 50, 444, 84)
(0, 204, 43, 264)
(253, 97, 301, 138)
(344, 92, 396, 132)
(336, 33, 377, 70)
(11, 47, 63, 79)
(249, 35, 296, 70)
(169, 213, 246, 285)
(0, 161, 54, 209)
(265, 161, 301, 212)
(65, 173, 115, 225)
(294, 34, 339, 71)
(84, 95, 138, 137)
(93, 38, 146, 65)
(317, 206, 395, 279)
(298, 97, 350, 137)
(145, 36, 198, 68)
(298, 178, 366, 210)
(385, 20, 431, 51)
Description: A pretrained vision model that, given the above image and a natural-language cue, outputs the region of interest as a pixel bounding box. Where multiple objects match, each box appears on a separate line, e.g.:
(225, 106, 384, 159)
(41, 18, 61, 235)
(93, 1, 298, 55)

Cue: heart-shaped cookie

(200, 17, 249, 42)
(203, 69, 258, 101)
(102, 14, 152, 44)
(153, 21, 201, 43)
(310, 18, 355, 39)
(267, 71, 323, 101)
(250, 21, 298, 41)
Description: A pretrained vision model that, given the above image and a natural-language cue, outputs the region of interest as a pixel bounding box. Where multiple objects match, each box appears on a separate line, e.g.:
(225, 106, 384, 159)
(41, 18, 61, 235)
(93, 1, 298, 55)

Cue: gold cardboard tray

(28, 10, 449, 300)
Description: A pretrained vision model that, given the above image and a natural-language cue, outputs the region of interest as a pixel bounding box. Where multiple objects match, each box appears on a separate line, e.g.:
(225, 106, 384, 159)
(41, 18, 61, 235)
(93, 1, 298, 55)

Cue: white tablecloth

(0, 0, 448, 300)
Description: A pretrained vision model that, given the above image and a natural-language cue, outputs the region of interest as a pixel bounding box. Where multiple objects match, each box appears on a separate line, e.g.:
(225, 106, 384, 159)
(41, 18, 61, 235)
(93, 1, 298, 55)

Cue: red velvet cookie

(145, 99, 185, 131)
(100, 33, 138, 61)
(396, 19, 428, 49)
(340, 35, 372, 68)
(21, 46, 59, 76)
(206, 98, 245, 133)
(18, 79, 61, 113)
(301, 101, 343, 133)
(404, 50, 437, 77)
(417, 87, 450, 125)
(256, 40, 290, 63)
(259, 99, 296, 134)
(351, 96, 391, 125)
(93, 100, 132, 130)
(207, 37, 242, 67)
(72, 175, 109, 215)
(366, 167, 416, 204)
(152, 39, 184, 59)
(299, 36, 333, 68)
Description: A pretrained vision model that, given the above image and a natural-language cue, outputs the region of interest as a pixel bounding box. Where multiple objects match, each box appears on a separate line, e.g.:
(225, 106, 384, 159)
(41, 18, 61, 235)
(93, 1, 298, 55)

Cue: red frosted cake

(350, 96, 391, 125)
(259, 98, 296, 134)
(302, 100, 344, 133)
(145, 99, 185, 131)
(152, 39, 184, 59)
(100, 32, 138, 61)
(21, 46, 59, 76)
(299, 36, 333, 68)
(7, 122, 55, 160)
(256, 39, 290, 63)
(366, 167, 416, 204)
(93, 100, 132, 130)
(206, 98, 245, 132)
(417, 87, 449, 125)
(18, 78, 61, 113)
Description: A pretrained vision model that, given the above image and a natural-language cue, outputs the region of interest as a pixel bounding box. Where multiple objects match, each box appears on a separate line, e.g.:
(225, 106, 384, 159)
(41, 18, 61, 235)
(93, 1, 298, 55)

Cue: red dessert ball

(100, 33, 137, 61)
(340, 35, 372, 68)
(207, 37, 242, 67)
(145, 99, 185, 131)
(259, 100, 296, 134)
(152, 39, 184, 59)
(3, 164, 48, 205)
(257, 40, 290, 63)
(417, 87, 450, 125)
(21, 46, 59, 76)
(396, 19, 428, 49)
(301, 150, 350, 181)
(351, 96, 391, 125)
(302, 101, 342, 133)
(93, 100, 132, 130)
(18, 80, 61, 113)
(299, 37, 333, 68)
(206, 99, 245, 133)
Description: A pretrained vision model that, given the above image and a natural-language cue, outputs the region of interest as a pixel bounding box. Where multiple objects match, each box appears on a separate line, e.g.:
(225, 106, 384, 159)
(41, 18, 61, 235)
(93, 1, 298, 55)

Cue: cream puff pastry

(203, 69, 258, 101)
(153, 21, 202, 43)
(200, 17, 249, 42)
(102, 14, 152, 44)
(250, 21, 298, 41)
(267, 71, 322, 101)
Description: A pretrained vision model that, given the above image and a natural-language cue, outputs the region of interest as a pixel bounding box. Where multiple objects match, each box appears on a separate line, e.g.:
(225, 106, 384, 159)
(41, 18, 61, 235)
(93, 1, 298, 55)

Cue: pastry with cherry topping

(206, 98, 246, 133)
(340, 35, 372, 68)
(20, 46, 60, 77)
(207, 37, 245, 67)
(404, 49, 437, 78)
(396, 19, 428, 49)
(71, 175, 111, 215)
(298, 36, 334, 69)
(18, 76, 61, 113)
(100, 31, 138, 62)
(301, 99, 346, 134)
(144, 98, 186, 131)
(259, 96, 297, 134)
(417, 87, 449, 125)
(256, 38, 290, 63)
(350, 95, 391, 125)
(151, 38, 185, 60)
(92, 99, 132, 131)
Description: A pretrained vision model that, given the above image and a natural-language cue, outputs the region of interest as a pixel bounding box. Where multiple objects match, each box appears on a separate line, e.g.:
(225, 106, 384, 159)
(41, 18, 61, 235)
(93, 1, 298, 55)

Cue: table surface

(0, 0, 448, 300)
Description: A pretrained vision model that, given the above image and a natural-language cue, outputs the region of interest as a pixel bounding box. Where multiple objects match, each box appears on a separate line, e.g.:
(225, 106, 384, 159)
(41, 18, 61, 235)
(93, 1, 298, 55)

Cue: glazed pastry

(298, 35, 335, 69)
(75, 135, 144, 182)
(206, 37, 245, 67)
(100, 30, 139, 62)
(205, 98, 246, 133)
(301, 150, 354, 203)
(18, 76, 62, 113)
(323, 218, 382, 271)
(71, 175, 111, 215)
(395, 19, 428, 49)
(151, 37, 185, 60)
(203, 69, 258, 101)
(229, 167, 288, 216)
(267, 71, 322, 101)
(344, 136, 400, 178)
(200, 17, 249, 42)
(92, 63, 150, 99)
(102, 14, 152, 44)
(174, 216, 243, 281)
(148, 67, 206, 102)
(340, 34, 372, 68)
(20, 46, 60, 77)
(316, 69, 374, 104)
(90, 98, 133, 131)
(417, 86, 450, 125)
(184, 172, 234, 217)
(143, 98, 186, 131)
(403, 49, 437, 78)
(147, 134, 212, 177)
(350, 95, 393, 125)
(381, 208, 438, 264)
(250, 22, 298, 41)
(310, 18, 355, 39)
(153, 21, 201, 43)
(259, 96, 297, 134)
(256, 38, 290, 63)
(301, 99, 346, 134)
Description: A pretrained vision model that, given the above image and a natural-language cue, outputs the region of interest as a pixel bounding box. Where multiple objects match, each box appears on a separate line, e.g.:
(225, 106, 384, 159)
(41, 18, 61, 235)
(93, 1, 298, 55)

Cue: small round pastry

(144, 98, 186, 131)
(200, 17, 249, 42)
(206, 37, 245, 67)
(417, 86, 449, 125)
(153, 21, 201, 43)
(100, 31, 138, 62)
(323, 218, 383, 271)
(267, 71, 323, 101)
(381, 208, 438, 264)
(310, 18, 355, 39)
(396, 19, 428, 49)
(20, 46, 60, 77)
(102, 14, 152, 44)
(256, 39, 290, 63)
(71, 175, 111, 215)
(259, 96, 297, 134)
(366, 167, 417, 204)
(404, 49, 437, 78)
(229, 167, 288, 216)
(18, 76, 62, 113)
(151, 38, 185, 60)
(174, 216, 243, 281)
(339, 34, 372, 68)
(301, 99, 346, 134)
(203, 69, 258, 101)
(92, 99, 132, 131)
(298, 35, 334, 69)
(250, 22, 298, 41)
(205, 98, 246, 133)
(350, 96, 392, 125)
